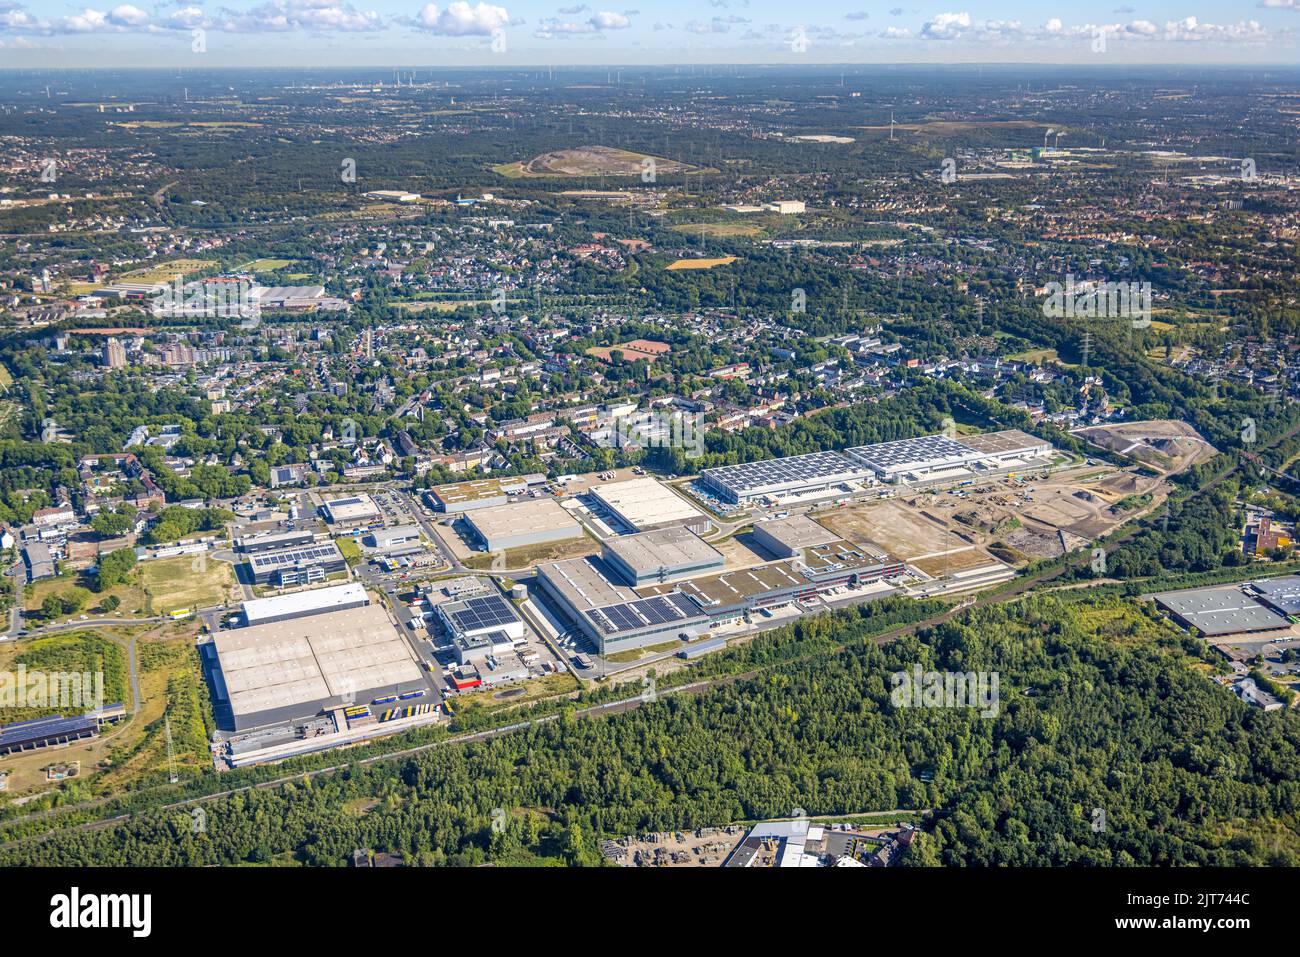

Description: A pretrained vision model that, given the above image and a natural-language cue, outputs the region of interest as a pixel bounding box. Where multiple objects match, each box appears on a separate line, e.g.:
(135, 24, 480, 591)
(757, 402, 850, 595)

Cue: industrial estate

(0, 54, 1297, 894)
(197, 427, 1069, 764)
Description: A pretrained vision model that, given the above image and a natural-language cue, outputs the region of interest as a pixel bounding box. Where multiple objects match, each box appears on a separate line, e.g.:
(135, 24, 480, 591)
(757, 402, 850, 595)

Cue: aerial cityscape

(0, 4, 1295, 933)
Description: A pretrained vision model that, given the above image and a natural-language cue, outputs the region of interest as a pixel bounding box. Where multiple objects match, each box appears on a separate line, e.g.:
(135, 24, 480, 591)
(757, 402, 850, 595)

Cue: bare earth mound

(500, 146, 698, 178)
(1073, 419, 1218, 476)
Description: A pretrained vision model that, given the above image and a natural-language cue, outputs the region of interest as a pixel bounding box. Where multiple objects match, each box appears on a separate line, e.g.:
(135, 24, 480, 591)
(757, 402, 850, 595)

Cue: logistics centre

(699, 429, 1053, 505)
(203, 584, 425, 731)
(535, 518, 904, 655)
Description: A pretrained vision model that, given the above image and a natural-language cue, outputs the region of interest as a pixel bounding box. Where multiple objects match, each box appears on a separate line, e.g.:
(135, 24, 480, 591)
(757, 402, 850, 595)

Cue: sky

(0, 1, 1297, 67)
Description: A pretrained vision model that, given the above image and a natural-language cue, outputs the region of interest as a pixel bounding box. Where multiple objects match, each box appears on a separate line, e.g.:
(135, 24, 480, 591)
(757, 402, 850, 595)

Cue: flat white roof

(604, 525, 725, 578)
(755, 515, 840, 552)
(374, 523, 421, 540)
(467, 497, 583, 542)
(242, 582, 369, 625)
(214, 603, 422, 719)
(322, 493, 380, 522)
(590, 477, 706, 529)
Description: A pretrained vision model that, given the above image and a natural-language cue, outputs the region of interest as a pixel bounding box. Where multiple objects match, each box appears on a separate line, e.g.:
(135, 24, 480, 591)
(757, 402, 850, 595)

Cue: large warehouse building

(845, 429, 1052, 485)
(241, 582, 370, 626)
(426, 474, 549, 514)
(700, 430, 1055, 503)
(751, 514, 841, 558)
(700, 450, 868, 506)
(205, 600, 426, 731)
(1152, 583, 1293, 637)
(844, 434, 985, 484)
(603, 526, 725, 586)
(641, 518, 903, 616)
(954, 429, 1053, 467)
(432, 583, 526, 666)
(535, 555, 710, 655)
(1247, 576, 1300, 617)
(534, 521, 899, 655)
(367, 524, 422, 550)
(464, 498, 584, 552)
(589, 477, 711, 533)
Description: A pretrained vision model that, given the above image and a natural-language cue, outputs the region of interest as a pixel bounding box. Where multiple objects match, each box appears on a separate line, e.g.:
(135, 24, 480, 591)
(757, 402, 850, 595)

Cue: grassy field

(0, 625, 212, 798)
(237, 258, 295, 272)
(451, 671, 579, 712)
(118, 258, 217, 284)
(95, 635, 211, 791)
(336, 536, 363, 567)
(604, 639, 683, 663)
(138, 555, 239, 615)
(1007, 347, 1059, 363)
(0, 630, 129, 723)
(24, 569, 149, 621)
(671, 222, 765, 238)
(462, 533, 599, 570)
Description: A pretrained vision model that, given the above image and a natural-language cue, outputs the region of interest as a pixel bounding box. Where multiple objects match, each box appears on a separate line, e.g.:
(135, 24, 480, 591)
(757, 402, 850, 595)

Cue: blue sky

(0, 1, 1296, 66)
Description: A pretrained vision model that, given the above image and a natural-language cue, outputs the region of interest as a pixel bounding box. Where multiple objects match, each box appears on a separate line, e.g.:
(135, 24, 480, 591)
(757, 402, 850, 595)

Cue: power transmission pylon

(165, 714, 178, 784)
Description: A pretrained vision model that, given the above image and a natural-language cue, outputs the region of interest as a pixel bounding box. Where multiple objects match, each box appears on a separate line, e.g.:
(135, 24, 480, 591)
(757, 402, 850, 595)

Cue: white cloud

(109, 4, 149, 27)
(685, 16, 732, 34)
(413, 1, 508, 35)
(921, 11, 972, 38)
(589, 10, 629, 29)
(535, 7, 631, 35)
(904, 13, 1277, 45)
(162, 6, 208, 29)
(219, 1, 383, 33)
(0, 1, 1283, 49)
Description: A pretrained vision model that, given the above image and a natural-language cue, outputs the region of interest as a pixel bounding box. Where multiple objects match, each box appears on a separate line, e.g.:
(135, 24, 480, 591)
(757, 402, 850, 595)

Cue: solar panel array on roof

(701, 451, 866, 496)
(845, 434, 982, 475)
(446, 593, 520, 634)
(249, 542, 341, 571)
(0, 713, 98, 752)
(589, 592, 704, 635)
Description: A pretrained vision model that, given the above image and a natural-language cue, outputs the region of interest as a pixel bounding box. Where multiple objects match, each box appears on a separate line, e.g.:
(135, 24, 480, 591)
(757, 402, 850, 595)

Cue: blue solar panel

(0, 713, 97, 749)
(448, 593, 519, 633)
(592, 592, 705, 635)
(251, 543, 340, 569)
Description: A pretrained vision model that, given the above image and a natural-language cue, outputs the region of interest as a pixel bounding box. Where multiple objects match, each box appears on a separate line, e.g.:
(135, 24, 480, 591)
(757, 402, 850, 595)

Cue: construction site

(813, 456, 1161, 571)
